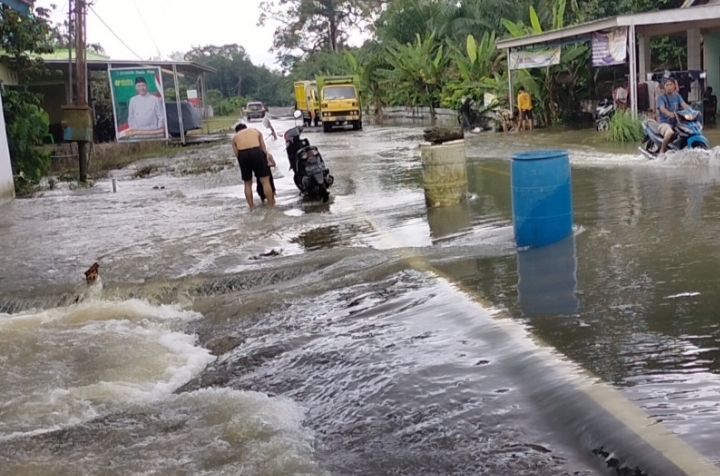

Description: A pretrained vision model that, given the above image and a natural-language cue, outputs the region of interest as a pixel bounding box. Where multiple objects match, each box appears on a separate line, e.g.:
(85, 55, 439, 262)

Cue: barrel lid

(512, 150, 568, 161)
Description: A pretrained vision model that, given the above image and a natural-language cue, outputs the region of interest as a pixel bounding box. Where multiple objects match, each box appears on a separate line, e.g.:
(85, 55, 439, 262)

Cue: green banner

(109, 67, 168, 141)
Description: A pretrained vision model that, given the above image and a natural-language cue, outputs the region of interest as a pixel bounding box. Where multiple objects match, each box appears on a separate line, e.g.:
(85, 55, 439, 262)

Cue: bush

(216, 96, 247, 116)
(2, 88, 51, 184)
(606, 109, 644, 143)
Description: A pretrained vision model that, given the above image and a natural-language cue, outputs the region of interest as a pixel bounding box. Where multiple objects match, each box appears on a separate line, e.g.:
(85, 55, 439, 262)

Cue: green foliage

(258, 0, 384, 61)
(3, 89, 51, 184)
(184, 44, 294, 106)
(0, 5, 54, 187)
(0, 5, 55, 83)
(206, 90, 223, 108)
(378, 33, 450, 123)
(606, 109, 644, 143)
(216, 97, 246, 117)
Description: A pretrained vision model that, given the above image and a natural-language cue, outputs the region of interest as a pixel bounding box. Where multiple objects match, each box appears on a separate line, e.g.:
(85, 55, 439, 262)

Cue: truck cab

(294, 81, 320, 127)
(317, 75, 362, 132)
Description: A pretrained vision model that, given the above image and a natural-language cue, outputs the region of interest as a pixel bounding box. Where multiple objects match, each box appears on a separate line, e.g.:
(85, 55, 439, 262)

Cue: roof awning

(41, 59, 217, 75)
(497, 3, 720, 50)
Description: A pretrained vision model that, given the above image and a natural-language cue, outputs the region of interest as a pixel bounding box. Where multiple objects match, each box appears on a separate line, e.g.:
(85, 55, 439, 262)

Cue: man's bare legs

(259, 176, 275, 208)
(244, 180, 255, 210)
(661, 133, 673, 154)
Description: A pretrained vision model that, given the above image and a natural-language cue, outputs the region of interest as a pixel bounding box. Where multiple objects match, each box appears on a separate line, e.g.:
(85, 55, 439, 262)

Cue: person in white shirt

(126, 76, 166, 138)
(614, 82, 629, 110)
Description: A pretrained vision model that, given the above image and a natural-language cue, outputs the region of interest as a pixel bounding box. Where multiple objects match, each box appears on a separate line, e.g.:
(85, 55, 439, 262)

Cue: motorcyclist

(656, 78, 692, 153)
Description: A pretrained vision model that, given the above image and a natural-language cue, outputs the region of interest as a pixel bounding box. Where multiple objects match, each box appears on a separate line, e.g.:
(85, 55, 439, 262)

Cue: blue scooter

(639, 109, 710, 159)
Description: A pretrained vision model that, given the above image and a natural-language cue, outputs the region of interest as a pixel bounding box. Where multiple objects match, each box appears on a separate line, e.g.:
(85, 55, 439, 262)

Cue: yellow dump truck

(317, 75, 362, 132)
(293, 81, 320, 127)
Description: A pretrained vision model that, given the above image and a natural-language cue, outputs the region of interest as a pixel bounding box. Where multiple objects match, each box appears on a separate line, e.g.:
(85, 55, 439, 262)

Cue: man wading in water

(232, 123, 275, 210)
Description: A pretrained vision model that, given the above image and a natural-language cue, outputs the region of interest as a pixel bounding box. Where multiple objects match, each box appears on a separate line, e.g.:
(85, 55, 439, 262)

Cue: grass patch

(48, 141, 219, 179)
(199, 115, 241, 134)
(606, 109, 644, 143)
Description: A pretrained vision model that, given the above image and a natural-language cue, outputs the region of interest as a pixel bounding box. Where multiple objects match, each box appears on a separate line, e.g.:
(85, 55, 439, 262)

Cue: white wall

(0, 91, 15, 204)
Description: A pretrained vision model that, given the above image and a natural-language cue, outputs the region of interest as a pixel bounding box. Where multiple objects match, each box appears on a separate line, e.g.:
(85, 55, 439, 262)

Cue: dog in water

(74, 262, 103, 303)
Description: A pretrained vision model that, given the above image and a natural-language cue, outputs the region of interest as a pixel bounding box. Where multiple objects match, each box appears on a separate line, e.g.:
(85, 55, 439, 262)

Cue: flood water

(2, 118, 720, 474)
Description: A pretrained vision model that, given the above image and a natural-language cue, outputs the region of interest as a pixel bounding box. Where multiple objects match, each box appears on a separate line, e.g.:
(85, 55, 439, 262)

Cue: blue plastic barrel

(511, 150, 573, 248)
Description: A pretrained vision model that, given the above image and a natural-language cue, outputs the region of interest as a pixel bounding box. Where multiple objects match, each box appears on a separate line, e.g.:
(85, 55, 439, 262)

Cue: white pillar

(629, 25, 638, 119)
(687, 29, 702, 70)
(0, 91, 15, 204)
(507, 49, 514, 111)
(638, 34, 652, 82)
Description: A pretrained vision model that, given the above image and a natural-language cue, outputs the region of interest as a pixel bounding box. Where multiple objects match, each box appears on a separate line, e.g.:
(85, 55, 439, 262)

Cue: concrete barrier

(0, 92, 15, 204)
(420, 139, 468, 208)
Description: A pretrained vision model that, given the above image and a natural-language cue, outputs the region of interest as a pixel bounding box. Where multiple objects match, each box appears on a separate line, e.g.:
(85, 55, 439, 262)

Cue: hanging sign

(591, 27, 628, 67)
(508, 47, 562, 70)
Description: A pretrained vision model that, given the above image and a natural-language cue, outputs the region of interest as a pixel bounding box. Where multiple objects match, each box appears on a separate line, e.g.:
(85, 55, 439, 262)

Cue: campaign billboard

(108, 67, 169, 141)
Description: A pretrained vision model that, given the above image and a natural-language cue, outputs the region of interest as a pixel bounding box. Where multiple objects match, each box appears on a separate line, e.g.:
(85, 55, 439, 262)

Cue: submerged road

(1, 118, 720, 475)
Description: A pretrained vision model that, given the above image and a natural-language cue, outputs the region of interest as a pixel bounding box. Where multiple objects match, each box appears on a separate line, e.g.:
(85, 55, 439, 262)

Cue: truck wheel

(323, 123, 332, 133)
(352, 120, 360, 131)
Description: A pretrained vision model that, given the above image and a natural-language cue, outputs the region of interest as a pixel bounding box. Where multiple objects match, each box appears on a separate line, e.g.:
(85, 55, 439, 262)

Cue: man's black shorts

(520, 109, 533, 120)
(237, 147, 270, 182)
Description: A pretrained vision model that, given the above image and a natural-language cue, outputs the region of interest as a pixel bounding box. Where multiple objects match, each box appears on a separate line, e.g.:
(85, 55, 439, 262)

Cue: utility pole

(75, 0, 88, 182)
(67, 0, 73, 105)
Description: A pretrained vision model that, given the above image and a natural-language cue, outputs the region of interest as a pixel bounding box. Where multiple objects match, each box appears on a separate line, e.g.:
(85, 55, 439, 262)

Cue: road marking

(349, 202, 720, 476)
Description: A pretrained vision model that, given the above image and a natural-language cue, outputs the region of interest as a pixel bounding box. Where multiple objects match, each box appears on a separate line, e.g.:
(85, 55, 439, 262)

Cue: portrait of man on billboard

(109, 67, 169, 141)
(127, 76, 165, 137)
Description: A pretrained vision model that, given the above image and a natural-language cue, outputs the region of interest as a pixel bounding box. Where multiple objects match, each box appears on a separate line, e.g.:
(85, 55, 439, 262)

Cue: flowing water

(2, 119, 720, 474)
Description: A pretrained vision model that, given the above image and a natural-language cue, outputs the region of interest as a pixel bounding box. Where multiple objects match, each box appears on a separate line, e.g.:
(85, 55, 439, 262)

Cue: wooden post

(75, 0, 88, 182)
(173, 64, 185, 145)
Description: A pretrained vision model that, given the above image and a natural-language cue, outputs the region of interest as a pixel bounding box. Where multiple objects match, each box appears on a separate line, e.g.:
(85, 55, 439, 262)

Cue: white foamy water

(0, 299, 214, 438)
(0, 298, 322, 475)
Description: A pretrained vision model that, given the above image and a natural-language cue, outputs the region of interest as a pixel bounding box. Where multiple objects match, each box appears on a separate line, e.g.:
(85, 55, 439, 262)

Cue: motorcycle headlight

(684, 113, 693, 120)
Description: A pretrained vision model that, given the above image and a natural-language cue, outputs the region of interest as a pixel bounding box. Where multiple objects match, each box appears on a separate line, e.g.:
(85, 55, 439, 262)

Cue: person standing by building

(232, 123, 275, 210)
(614, 81, 629, 110)
(517, 87, 533, 131)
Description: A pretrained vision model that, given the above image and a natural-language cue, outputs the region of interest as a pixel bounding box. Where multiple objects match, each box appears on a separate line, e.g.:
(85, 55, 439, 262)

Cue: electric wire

(130, 0, 162, 58)
(88, 4, 144, 60)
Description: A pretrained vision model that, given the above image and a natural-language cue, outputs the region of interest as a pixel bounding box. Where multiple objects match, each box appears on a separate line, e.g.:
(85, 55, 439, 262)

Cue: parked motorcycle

(284, 111, 334, 202)
(595, 97, 614, 131)
(639, 109, 710, 159)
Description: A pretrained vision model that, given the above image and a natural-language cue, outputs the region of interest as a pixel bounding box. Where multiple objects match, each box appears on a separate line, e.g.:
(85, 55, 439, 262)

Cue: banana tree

(442, 32, 505, 108)
(501, 0, 589, 126)
(377, 33, 450, 125)
(345, 49, 388, 118)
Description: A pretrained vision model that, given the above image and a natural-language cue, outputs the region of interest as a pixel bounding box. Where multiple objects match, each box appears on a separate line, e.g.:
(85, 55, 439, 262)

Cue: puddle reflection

(517, 234, 579, 316)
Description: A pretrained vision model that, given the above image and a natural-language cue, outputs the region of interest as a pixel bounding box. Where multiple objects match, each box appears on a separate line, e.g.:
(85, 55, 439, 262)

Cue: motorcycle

(284, 111, 334, 202)
(639, 109, 710, 159)
(595, 97, 614, 131)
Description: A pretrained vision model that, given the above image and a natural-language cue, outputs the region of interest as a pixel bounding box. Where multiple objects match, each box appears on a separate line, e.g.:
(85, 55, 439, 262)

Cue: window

(323, 86, 356, 100)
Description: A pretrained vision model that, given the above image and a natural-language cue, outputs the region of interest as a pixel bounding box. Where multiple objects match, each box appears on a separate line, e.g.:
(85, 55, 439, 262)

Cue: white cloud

(37, 0, 280, 67)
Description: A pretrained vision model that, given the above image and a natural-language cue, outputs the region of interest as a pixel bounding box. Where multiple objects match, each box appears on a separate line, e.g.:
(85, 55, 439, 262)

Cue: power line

(130, 0, 162, 58)
(88, 4, 144, 60)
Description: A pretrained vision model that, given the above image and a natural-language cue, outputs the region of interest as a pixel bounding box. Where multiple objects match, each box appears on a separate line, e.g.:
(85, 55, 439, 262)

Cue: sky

(37, 0, 282, 67)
